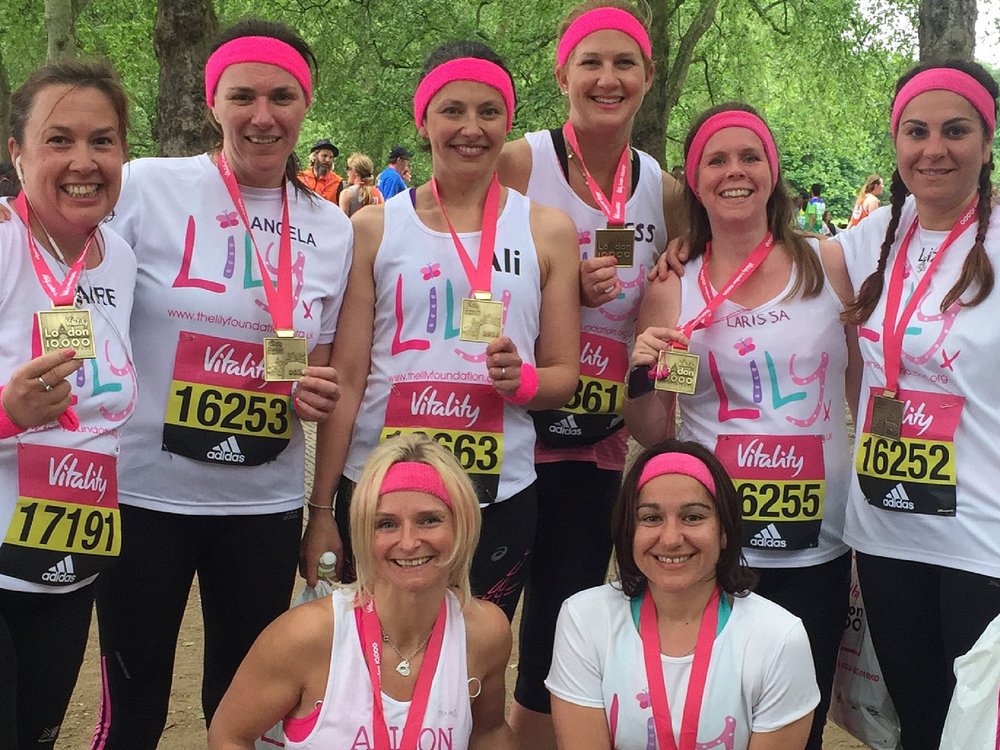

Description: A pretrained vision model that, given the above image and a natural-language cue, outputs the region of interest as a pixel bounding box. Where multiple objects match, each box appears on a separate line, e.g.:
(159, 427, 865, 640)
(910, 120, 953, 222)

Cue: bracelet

(503, 362, 539, 405)
(0, 387, 26, 439)
(305, 499, 334, 511)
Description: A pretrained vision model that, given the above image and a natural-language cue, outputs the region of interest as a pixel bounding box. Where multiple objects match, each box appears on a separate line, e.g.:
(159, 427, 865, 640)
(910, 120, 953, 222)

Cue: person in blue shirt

(376, 145, 413, 199)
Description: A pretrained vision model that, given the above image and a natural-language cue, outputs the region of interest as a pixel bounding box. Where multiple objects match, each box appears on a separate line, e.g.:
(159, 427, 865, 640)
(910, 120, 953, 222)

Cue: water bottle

(317, 551, 338, 583)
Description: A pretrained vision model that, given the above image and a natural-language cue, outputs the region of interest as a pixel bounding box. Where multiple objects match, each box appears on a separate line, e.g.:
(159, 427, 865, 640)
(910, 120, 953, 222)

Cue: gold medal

(595, 227, 636, 268)
(870, 393, 904, 441)
(460, 296, 504, 343)
(653, 349, 700, 395)
(263, 334, 308, 382)
(37, 307, 96, 359)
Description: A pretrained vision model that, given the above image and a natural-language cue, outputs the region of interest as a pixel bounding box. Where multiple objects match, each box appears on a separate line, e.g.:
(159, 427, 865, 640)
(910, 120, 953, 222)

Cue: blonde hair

(349, 434, 481, 606)
(347, 152, 376, 207)
(856, 174, 882, 200)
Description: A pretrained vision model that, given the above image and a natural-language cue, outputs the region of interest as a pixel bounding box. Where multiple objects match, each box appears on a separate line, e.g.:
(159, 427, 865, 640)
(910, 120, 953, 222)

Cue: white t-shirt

(0, 208, 136, 593)
(675, 241, 851, 568)
(111, 155, 352, 515)
(547, 584, 818, 750)
(839, 198, 1000, 578)
(285, 588, 474, 749)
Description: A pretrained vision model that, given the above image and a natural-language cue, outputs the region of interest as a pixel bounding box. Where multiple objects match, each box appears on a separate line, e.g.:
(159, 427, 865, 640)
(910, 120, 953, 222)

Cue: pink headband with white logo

(205, 36, 313, 107)
(638, 453, 717, 495)
(413, 58, 516, 133)
(556, 7, 652, 66)
(380, 462, 452, 508)
(685, 110, 780, 197)
(891, 67, 996, 138)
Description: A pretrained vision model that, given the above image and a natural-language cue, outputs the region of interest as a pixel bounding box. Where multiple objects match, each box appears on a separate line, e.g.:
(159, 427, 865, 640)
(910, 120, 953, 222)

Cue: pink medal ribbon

(355, 597, 448, 750)
(216, 152, 296, 333)
(12, 192, 94, 308)
(429, 174, 501, 297)
(640, 586, 721, 750)
(880, 197, 978, 397)
(562, 121, 630, 226)
(676, 232, 776, 348)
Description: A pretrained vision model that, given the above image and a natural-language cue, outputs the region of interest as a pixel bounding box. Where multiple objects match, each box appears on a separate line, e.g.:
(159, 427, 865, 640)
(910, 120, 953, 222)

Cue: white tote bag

(828, 556, 902, 750)
(939, 611, 1000, 750)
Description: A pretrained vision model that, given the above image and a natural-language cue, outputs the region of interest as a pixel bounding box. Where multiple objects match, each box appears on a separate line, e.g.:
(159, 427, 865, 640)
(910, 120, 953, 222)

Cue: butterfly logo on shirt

(216, 210, 239, 229)
(734, 337, 756, 356)
(421, 263, 441, 281)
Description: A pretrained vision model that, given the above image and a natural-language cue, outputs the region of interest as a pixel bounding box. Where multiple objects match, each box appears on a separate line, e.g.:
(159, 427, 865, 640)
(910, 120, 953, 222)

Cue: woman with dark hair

(623, 102, 856, 750)
(89, 19, 351, 749)
(0, 58, 135, 750)
(208, 434, 514, 749)
(820, 59, 1000, 749)
(546, 440, 818, 749)
(846, 173, 883, 228)
(496, 3, 684, 743)
(301, 40, 579, 624)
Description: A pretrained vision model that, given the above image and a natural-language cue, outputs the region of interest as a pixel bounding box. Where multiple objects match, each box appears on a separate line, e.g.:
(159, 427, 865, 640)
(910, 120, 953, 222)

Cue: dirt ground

(59, 581, 868, 750)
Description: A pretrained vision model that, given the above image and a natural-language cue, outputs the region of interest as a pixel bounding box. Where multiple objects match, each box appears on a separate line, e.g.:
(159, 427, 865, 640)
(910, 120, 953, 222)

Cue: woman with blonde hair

(339, 152, 384, 217)
(208, 434, 514, 749)
(846, 173, 883, 228)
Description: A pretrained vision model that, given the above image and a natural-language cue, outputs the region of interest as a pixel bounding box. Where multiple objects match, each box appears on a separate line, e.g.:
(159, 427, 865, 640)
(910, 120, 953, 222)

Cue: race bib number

(534, 334, 627, 447)
(382, 381, 503, 503)
(163, 332, 293, 466)
(0, 444, 119, 586)
(715, 434, 825, 550)
(856, 388, 962, 515)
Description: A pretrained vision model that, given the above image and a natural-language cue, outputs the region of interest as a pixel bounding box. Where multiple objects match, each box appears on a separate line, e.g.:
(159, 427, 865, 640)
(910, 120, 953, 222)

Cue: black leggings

(515, 461, 620, 712)
(335, 475, 537, 620)
(856, 552, 1000, 750)
(90, 505, 301, 750)
(752, 551, 851, 750)
(0, 585, 95, 749)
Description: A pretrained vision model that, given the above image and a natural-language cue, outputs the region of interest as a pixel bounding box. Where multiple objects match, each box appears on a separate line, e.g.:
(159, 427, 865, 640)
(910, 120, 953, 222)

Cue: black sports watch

(626, 364, 655, 400)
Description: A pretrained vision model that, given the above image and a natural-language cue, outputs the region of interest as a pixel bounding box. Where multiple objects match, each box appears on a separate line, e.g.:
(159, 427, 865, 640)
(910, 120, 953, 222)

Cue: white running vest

(285, 588, 474, 750)
(523, 130, 666, 465)
(346, 190, 541, 504)
(675, 244, 851, 568)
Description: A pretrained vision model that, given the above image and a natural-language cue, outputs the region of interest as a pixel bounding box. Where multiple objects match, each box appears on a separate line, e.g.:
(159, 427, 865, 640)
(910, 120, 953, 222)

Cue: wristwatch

(626, 364, 655, 400)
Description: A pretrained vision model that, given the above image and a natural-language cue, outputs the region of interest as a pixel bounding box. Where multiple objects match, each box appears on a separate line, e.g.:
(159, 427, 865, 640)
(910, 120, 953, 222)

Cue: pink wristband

(0, 387, 26, 439)
(504, 362, 539, 406)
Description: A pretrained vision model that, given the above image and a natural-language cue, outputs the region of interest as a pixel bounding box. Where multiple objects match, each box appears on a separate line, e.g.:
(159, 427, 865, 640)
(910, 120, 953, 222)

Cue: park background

(3, 0, 999, 221)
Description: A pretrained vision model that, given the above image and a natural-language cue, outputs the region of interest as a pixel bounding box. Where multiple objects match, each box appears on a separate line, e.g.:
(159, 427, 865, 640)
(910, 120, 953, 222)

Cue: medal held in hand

(595, 226, 635, 267)
(37, 307, 96, 359)
(654, 349, 699, 395)
(264, 331, 308, 382)
(460, 293, 504, 343)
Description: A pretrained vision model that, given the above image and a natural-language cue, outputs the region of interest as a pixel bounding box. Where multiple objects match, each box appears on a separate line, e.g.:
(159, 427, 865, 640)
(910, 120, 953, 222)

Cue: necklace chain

(381, 628, 432, 677)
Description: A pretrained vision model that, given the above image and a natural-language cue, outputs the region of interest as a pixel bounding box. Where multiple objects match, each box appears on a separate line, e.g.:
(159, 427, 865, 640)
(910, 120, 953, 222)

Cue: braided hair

(846, 60, 997, 324)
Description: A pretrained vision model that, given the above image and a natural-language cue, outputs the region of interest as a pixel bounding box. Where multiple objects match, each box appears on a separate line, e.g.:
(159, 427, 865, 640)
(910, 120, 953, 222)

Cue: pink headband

(413, 58, 516, 133)
(638, 453, 717, 495)
(685, 110, 780, 197)
(556, 8, 652, 66)
(891, 68, 996, 138)
(204, 36, 313, 107)
(379, 462, 452, 508)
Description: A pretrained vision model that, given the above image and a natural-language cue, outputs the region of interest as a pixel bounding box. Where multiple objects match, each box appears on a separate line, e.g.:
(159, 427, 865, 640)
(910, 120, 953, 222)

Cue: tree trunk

(154, 0, 219, 157)
(45, 0, 85, 61)
(633, 0, 721, 166)
(918, 0, 977, 61)
(0, 44, 10, 159)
